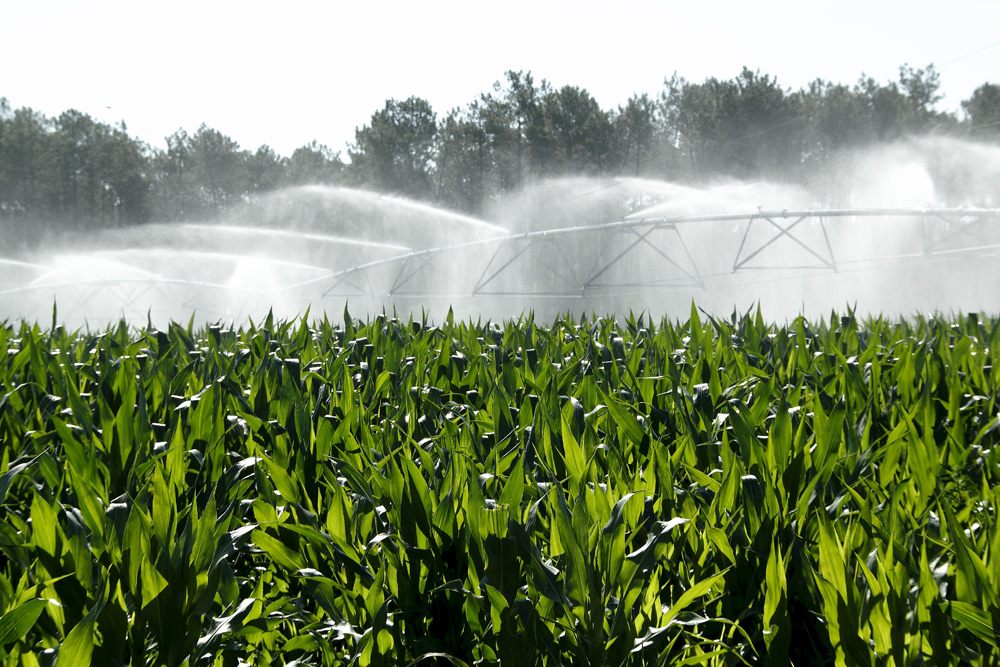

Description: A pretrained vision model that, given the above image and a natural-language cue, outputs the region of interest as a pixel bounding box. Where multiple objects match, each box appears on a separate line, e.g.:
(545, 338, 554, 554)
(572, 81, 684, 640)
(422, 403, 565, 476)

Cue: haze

(4, 0, 999, 157)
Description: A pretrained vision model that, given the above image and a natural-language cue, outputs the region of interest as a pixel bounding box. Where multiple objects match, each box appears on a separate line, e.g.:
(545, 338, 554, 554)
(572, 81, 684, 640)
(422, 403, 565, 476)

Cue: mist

(2, 135, 999, 328)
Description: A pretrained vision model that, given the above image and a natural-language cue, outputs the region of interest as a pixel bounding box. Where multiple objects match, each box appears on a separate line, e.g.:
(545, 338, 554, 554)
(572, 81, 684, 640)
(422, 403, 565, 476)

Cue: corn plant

(0, 305, 999, 665)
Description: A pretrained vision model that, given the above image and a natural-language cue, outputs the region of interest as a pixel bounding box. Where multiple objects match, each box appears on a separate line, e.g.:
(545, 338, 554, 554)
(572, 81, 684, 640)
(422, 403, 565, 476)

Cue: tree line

(1, 64, 998, 231)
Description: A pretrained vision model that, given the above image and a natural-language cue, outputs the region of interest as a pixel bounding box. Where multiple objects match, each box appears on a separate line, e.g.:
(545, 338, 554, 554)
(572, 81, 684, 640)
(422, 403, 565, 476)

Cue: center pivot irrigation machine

(2, 208, 1000, 325)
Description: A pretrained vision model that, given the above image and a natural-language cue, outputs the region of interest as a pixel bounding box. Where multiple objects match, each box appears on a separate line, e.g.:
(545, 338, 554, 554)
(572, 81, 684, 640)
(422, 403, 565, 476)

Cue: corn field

(1, 305, 999, 665)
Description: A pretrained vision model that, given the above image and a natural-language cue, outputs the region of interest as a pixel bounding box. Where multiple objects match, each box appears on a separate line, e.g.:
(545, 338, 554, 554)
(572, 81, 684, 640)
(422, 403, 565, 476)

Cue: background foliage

(2, 65, 998, 234)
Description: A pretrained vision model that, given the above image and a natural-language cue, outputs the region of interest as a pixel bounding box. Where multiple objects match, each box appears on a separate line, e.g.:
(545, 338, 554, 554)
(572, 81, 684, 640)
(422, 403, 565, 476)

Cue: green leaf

(555, 488, 589, 608)
(767, 399, 792, 474)
(195, 598, 258, 656)
(150, 463, 175, 558)
(0, 452, 43, 507)
(260, 454, 300, 505)
(624, 517, 690, 588)
(404, 653, 471, 667)
(140, 561, 169, 609)
(601, 492, 639, 536)
(601, 393, 646, 444)
(560, 413, 587, 495)
(497, 455, 525, 514)
(941, 501, 998, 607)
(251, 529, 307, 572)
(762, 538, 789, 662)
(0, 598, 52, 659)
(706, 527, 736, 565)
(661, 570, 727, 626)
(949, 600, 997, 647)
(30, 492, 59, 556)
(189, 494, 218, 575)
(56, 588, 105, 667)
(403, 456, 433, 541)
(484, 584, 509, 634)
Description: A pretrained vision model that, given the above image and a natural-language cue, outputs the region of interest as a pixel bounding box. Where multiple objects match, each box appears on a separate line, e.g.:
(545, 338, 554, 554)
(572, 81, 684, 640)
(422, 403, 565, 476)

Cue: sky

(4, 0, 999, 158)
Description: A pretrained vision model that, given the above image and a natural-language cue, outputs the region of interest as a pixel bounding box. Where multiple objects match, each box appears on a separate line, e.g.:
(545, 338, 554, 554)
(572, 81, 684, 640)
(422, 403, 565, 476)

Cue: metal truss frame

(4, 209, 1000, 322)
(922, 210, 996, 254)
(308, 208, 1000, 299)
(732, 213, 837, 271)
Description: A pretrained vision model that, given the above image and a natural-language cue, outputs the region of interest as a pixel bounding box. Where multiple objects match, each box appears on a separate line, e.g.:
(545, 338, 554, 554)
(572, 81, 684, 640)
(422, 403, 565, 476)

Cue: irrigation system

(304, 208, 1000, 297)
(2, 208, 1000, 325)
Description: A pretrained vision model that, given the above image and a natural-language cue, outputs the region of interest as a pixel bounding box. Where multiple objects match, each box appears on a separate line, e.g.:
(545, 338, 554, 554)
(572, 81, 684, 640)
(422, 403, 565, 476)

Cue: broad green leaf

(661, 570, 727, 626)
(560, 414, 587, 494)
(767, 399, 792, 474)
(0, 598, 52, 659)
(762, 539, 789, 662)
(601, 492, 639, 536)
(140, 561, 169, 609)
(555, 488, 589, 608)
(0, 452, 43, 507)
(497, 455, 525, 514)
(601, 393, 646, 444)
(30, 493, 58, 557)
(56, 588, 105, 667)
(260, 455, 301, 505)
(949, 600, 997, 647)
(252, 529, 307, 572)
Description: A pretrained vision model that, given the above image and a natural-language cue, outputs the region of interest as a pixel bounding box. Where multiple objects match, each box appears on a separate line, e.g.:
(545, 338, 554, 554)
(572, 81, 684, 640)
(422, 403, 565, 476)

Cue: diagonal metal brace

(472, 238, 537, 296)
(733, 215, 836, 271)
(923, 212, 990, 254)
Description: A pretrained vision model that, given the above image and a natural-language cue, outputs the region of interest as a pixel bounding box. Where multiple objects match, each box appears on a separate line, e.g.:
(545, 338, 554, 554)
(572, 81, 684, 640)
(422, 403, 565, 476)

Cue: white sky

(4, 0, 999, 158)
